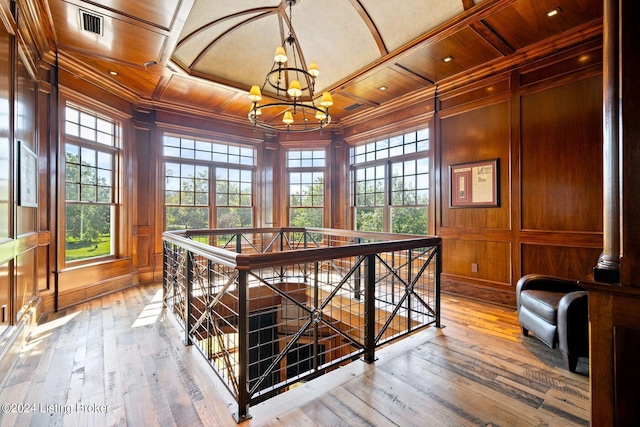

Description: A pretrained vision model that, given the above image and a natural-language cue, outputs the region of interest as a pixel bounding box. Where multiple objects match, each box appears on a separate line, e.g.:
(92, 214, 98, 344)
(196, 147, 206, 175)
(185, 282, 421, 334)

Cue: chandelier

(248, 0, 333, 133)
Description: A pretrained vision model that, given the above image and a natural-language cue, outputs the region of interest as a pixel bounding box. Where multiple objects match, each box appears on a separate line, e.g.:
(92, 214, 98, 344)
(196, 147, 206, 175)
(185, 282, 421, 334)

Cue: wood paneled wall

(435, 45, 603, 306)
(0, 4, 42, 384)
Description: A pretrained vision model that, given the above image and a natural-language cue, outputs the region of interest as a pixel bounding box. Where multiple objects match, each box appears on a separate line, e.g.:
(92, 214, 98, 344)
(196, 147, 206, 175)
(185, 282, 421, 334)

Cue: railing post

(407, 249, 413, 331)
(303, 232, 309, 281)
(354, 237, 362, 300)
(313, 261, 319, 371)
(207, 259, 213, 361)
(162, 242, 168, 308)
(435, 245, 441, 328)
(184, 252, 194, 346)
(363, 254, 377, 363)
(234, 269, 251, 422)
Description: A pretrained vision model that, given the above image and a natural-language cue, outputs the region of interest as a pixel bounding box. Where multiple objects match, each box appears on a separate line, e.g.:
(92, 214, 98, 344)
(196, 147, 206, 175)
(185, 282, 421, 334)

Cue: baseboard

(441, 273, 516, 307)
(0, 297, 40, 387)
(57, 273, 138, 310)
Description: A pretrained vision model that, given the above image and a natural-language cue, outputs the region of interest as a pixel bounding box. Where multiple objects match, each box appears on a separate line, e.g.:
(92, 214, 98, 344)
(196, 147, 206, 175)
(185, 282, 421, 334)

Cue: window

(287, 150, 325, 228)
(163, 134, 255, 230)
(390, 158, 429, 233)
(351, 128, 429, 234)
(215, 167, 253, 228)
(64, 105, 118, 262)
(165, 162, 209, 230)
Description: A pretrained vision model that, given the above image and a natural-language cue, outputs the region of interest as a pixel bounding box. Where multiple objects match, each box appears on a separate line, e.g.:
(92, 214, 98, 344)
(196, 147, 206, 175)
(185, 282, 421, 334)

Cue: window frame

(286, 148, 328, 229)
(350, 128, 430, 234)
(162, 133, 257, 231)
(62, 103, 121, 265)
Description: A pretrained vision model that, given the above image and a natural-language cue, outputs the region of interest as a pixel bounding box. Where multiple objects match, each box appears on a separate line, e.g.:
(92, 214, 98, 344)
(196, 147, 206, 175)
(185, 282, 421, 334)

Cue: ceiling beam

(346, 0, 388, 56)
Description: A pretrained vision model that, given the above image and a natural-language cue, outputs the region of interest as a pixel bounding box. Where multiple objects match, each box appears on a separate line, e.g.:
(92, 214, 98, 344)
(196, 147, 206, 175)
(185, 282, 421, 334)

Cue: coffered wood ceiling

(41, 0, 602, 129)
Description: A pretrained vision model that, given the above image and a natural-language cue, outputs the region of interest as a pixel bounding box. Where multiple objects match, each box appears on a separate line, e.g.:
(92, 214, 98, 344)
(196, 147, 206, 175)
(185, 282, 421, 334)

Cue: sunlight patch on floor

(33, 311, 81, 336)
(22, 311, 82, 355)
(132, 288, 163, 328)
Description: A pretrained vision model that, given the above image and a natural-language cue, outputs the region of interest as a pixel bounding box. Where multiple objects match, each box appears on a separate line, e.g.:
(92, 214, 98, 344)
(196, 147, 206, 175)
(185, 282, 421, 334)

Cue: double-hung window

(351, 128, 429, 234)
(64, 105, 118, 262)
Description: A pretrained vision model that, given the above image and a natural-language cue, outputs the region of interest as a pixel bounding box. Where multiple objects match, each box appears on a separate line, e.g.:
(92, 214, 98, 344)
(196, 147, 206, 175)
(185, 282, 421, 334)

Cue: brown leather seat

(516, 274, 589, 372)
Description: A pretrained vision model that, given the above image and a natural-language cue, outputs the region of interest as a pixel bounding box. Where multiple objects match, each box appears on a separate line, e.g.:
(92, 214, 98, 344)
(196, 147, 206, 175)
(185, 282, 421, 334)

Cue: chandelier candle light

(248, 0, 333, 133)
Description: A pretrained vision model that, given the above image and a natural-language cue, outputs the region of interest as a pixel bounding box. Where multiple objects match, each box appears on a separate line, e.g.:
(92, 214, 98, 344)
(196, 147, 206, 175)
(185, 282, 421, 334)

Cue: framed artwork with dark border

(19, 141, 38, 207)
(450, 159, 499, 208)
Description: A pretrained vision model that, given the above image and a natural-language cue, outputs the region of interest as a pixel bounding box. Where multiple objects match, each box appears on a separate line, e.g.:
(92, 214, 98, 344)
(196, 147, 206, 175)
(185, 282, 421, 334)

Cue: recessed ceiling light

(378, 86, 387, 91)
(443, 56, 454, 63)
(578, 54, 590, 63)
(109, 70, 118, 76)
(547, 7, 562, 17)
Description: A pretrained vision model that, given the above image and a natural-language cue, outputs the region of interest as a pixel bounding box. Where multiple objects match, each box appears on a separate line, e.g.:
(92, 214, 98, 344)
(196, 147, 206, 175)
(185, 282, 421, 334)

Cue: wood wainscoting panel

(614, 325, 640, 425)
(442, 238, 511, 284)
(521, 243, 601, 280)
(56, 258, 137, 309)
(440, 100, 511, 230)
(520, 75, 602, 233)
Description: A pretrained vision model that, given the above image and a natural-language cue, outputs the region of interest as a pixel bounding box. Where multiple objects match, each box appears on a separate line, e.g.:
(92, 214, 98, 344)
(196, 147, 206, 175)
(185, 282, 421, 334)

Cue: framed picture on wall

(18, 141, 38, 207)
(450, 159, 499, 208)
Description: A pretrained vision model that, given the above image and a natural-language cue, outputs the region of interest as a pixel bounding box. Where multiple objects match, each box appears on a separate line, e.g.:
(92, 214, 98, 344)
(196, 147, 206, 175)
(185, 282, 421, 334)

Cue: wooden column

(582, 2, 640, 425)
(594, 0, 621, 283)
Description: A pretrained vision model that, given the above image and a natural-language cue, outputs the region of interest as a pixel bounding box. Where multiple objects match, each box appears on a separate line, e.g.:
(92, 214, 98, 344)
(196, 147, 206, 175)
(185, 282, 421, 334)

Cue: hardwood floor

(0, 284, 589, 426)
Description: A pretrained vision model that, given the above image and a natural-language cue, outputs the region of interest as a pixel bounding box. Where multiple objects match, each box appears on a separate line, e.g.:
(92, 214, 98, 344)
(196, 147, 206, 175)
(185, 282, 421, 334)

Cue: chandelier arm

(248, 101, 331, 133)
(265, 68, 315, 94)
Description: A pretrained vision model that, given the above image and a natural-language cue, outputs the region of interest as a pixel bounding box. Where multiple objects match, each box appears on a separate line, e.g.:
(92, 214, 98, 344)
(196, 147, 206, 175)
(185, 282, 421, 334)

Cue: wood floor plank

(0, 285, 590, 426)
(319, 387, 395, 426)
(102, 291, 128, 426)
(378, 348, 548, 427)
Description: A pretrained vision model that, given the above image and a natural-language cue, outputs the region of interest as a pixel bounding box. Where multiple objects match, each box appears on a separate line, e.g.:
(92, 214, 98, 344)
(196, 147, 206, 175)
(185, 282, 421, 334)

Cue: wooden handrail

(163, 228, 441, 270)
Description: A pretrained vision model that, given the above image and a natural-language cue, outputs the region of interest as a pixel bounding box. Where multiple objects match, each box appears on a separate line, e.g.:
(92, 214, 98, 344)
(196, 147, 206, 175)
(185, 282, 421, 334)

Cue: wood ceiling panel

(396, 27, 503, 83)
(60, 51, 163, 98)
(160, 75, 239, 110)
(62, 0, 182, 30)
(482, 0, 602, 51)
(50, 1, 167, 66)
(339, 67, 428, 107)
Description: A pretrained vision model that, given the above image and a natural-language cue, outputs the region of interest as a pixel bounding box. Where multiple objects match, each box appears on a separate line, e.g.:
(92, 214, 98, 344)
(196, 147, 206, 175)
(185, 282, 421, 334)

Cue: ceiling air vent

(79, 10, 103, 35)
(344, 103, 363, 111)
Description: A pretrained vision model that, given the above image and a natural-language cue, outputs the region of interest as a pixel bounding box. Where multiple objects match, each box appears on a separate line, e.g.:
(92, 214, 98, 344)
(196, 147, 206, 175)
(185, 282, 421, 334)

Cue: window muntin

(351, 128, 428, 165)
(390, 158, 429, 234)
(64, 105, 118, 262)
(164, 162, 210, 230)
(65, 106, 115, 146)
(287, 150, 325, 229)
(163, 135, 255, 166)
(215, 167, 253, 228)
(287, 149, 325, 168)
(351, 128, 429, 234)
(353, 165, 385, 232)
(163, 134, 256, 230)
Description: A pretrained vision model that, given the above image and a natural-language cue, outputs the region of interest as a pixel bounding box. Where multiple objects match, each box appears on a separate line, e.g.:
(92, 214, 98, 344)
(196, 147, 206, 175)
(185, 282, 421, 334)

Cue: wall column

(594, 0, 621, 283)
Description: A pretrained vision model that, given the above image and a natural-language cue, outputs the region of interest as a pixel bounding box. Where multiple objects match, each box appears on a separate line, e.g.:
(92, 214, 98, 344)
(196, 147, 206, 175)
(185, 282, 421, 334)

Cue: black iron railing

(162, 227, 441, 422)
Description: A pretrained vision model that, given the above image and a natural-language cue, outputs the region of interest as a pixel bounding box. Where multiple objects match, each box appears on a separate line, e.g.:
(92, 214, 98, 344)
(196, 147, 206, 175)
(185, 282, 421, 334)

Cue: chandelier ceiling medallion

(248, 0, 333, 133)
